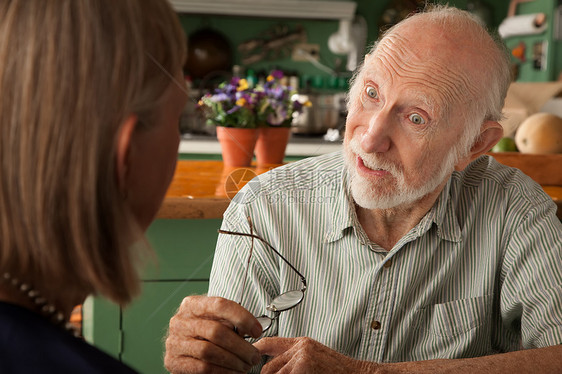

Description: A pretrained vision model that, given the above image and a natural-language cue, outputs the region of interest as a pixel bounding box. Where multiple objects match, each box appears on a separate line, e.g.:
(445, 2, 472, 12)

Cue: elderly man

(165, 5, 562, 373)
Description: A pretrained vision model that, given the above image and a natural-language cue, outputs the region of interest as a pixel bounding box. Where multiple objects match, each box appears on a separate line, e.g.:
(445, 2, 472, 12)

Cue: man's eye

(409, 113, 425, 125)
(365, 86, 378, 99)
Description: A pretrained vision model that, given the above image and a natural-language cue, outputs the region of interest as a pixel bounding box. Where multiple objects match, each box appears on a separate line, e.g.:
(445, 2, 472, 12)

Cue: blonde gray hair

(0, 0, 186, 305)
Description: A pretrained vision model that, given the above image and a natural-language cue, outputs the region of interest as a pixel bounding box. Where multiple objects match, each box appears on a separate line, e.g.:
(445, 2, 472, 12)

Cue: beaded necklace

(1, 272, 79, 337)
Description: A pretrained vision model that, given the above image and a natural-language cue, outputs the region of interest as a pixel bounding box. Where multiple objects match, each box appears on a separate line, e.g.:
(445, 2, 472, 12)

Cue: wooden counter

(490, 153, 561, 220)
(158, 154, 562, 220)
(156, 161, 280, 219)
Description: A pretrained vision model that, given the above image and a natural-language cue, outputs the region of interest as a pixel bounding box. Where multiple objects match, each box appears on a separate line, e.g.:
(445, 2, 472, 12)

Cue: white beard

(343, 138, 461, 210)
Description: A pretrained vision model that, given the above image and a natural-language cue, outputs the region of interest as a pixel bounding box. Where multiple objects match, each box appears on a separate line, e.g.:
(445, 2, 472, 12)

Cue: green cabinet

(503, 0, 562, 82)
(83, 218, 222, 374)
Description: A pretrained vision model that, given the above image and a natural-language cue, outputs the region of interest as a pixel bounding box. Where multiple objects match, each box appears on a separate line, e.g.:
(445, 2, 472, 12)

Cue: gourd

(514, 112, 562, 154)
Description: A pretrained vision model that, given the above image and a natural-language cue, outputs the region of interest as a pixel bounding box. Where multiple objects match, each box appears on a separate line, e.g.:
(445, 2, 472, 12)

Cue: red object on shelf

(255, 127, 291, 166)
(216, 127, 258, 167)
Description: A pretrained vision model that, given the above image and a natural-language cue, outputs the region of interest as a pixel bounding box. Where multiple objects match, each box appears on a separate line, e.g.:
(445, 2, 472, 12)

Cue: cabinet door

(121, 281, 209, 374)
(143, 219, 222, 280)
(82, 296, 121, 359)
(503, 0, 560, 81)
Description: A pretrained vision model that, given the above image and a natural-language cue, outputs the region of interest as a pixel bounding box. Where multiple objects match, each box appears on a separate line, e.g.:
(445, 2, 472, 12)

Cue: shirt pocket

(410, 295, 492, 359)
(420, 295, 491, 336)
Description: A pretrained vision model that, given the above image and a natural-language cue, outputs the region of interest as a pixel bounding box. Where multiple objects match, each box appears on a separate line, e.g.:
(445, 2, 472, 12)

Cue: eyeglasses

(218, 217, 307, 336)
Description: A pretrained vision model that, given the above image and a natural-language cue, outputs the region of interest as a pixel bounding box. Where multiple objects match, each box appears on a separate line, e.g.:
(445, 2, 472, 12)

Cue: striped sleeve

(500, 197, 562, 348)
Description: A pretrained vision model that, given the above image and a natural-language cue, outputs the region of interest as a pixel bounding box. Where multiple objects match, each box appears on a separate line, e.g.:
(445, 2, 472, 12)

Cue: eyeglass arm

(218, 229, 307, 291)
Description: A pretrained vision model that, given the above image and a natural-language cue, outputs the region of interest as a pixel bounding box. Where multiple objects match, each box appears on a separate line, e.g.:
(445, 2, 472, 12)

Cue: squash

(515, 112, 562, 154)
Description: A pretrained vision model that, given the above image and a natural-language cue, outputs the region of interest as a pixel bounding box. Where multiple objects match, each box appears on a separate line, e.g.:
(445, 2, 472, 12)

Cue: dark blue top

(0, 301, 137, 373)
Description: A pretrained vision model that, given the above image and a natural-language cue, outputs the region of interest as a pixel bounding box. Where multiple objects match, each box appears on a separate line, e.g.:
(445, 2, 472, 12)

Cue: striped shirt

(208, 151, 562, 365)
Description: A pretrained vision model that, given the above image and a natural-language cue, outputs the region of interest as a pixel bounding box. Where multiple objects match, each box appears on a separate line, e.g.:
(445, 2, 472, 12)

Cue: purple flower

(272, 87, 285, 100)
(243, 93, 257, 105)
(271, 70, 283, 80)
(197, 70, 304, 129)
(211, 93, 230, 102)
(226, 106, 240, 114)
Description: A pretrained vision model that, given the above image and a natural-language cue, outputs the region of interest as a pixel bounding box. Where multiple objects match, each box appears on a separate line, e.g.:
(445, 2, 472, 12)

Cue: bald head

(389, 6, 510, 108)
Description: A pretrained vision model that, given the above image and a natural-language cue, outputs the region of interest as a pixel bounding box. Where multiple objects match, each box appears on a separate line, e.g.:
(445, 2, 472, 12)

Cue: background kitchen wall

(177, 0, 512, 90)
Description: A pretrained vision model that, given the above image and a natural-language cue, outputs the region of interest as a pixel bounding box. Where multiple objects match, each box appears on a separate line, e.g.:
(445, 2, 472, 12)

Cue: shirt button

(371, 320, 382, 330)
(383, 259, 392, 268)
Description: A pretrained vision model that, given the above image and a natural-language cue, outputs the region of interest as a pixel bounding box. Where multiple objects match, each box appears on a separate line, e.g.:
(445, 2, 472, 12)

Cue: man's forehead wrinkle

(377, 33, 427, 65)
(371, 51, 457, 113)
(370, 34, 480, 118)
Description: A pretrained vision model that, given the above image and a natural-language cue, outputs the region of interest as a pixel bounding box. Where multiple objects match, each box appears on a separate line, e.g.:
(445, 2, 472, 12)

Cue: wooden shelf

(488, 153, 562, 219)
(487, 153, 562, 186)
(158, 161, 280, 219)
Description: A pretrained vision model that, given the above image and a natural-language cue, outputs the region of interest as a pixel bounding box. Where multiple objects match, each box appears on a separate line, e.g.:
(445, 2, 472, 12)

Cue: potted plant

(198, 76, 259, 167)
(254, 70, 310, 165)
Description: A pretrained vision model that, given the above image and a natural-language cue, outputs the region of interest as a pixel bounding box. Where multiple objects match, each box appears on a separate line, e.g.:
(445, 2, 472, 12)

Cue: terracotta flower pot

(216, 127, 258, 167)
(255, 127, 291, 166)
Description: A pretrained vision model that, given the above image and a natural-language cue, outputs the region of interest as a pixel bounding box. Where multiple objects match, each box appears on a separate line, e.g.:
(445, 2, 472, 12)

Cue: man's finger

(179, 296, 262, 338)
(165, 335, 254, 373)
(165, 350, 248, 374)
(254, 337, 297, 357)
(168, 318, 259, 367)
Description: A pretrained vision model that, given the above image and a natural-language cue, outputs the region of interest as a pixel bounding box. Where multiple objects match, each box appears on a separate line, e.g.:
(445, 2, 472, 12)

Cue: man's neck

(355, 181, 447, 251)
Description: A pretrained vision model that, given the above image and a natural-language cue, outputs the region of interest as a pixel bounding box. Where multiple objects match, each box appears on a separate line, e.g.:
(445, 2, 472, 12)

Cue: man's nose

(360, 110, 392, 153)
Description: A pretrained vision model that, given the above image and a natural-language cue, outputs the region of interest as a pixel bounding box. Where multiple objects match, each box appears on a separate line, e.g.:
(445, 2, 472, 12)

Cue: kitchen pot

(185, 28, 233, 79)
(292, 92, 347, 135)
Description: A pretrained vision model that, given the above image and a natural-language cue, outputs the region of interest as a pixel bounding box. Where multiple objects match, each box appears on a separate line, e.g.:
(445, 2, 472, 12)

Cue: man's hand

(164, 295, 263, 374)
(254, 337, 378, 374)
(257, 338, 562, 374)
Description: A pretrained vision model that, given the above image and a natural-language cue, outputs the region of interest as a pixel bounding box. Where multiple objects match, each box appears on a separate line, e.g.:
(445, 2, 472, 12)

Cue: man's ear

(455, 121, 503, 171)
(115, 115, 138, 195)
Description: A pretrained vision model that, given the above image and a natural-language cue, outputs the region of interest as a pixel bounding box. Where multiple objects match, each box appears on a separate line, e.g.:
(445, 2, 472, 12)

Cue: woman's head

(0, 0, 186, 306)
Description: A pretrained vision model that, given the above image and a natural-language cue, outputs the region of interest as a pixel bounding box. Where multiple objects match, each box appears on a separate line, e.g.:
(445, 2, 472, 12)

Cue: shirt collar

(419, 177, 462, 243)
(324, 161, 356, 243)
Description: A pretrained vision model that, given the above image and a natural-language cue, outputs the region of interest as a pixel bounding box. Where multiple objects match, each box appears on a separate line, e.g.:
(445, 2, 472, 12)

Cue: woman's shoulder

(0, 302, 137, 373)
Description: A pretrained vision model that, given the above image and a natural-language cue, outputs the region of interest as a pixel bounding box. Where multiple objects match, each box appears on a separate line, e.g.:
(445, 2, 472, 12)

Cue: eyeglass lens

(267, 290, 304, 313)
(255, 289, 305, 334)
